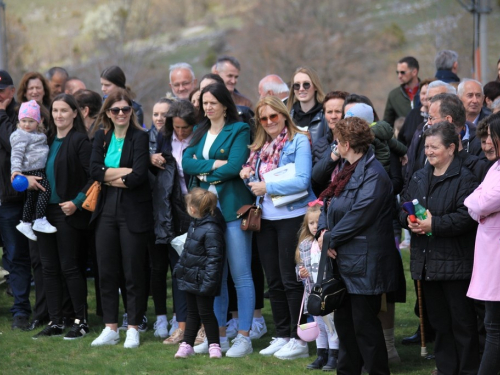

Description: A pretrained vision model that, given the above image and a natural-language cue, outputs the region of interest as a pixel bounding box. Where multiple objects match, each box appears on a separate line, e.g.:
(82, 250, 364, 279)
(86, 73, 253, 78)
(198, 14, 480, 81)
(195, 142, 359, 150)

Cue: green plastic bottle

(413, 199, 432, 236)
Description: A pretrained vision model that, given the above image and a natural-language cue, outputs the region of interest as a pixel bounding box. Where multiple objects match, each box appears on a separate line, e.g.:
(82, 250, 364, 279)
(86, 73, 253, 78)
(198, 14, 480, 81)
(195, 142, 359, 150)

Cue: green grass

(0, 249, 436, 374)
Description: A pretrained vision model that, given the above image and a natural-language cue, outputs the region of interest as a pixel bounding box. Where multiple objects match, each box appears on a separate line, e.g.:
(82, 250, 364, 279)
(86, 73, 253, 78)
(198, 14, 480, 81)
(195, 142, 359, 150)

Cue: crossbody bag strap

(317, 231, 341, 280)
(255, 156, 263, 206)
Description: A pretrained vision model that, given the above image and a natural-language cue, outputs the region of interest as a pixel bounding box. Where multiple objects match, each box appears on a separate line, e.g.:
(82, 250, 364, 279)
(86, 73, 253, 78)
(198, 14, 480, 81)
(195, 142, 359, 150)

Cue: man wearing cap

(0, 70, 32, 329)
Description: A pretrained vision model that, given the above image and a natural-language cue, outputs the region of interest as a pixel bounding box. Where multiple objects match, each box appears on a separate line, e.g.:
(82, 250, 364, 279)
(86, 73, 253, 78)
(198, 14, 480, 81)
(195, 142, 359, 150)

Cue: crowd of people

(1, 50, 500, 374)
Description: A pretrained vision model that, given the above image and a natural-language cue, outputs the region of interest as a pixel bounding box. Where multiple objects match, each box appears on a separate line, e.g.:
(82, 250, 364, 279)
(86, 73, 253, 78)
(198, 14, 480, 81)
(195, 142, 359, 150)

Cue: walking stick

(417, 279, 427, 357)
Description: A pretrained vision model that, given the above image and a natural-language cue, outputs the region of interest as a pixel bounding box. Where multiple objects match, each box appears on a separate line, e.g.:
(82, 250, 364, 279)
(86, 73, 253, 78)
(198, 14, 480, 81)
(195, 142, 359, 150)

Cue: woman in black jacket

(30, 94, 93, 339)
(150, 100, 194, 343)
(400, 121, 480, 374)
(317, 117, 399, 375)
(90, 89, 153, 349)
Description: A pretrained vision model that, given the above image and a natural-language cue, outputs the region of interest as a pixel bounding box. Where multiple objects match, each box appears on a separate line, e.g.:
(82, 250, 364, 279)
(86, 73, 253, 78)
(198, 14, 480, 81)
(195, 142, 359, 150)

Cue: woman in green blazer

(182, 83, 255, 357)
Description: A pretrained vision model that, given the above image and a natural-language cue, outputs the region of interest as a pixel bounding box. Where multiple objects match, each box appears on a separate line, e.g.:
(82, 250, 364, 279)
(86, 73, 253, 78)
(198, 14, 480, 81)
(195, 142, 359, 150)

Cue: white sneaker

(259, 337, 289, 356)
(249, 318, 267, 340)
(153, 318, 168, 338)
(16, 221, 37, 241)
(91, 327, 120, 346)
(168, 316, 179, 336)
(274, 338, 309, 360)
(124, 327, 140, 348)
(118, 313, 128, 331)
(226, 318, 238, 339)
(33, 217, 57, 233)
(194, 337, 230, 354)
(226, 333, 253, 357)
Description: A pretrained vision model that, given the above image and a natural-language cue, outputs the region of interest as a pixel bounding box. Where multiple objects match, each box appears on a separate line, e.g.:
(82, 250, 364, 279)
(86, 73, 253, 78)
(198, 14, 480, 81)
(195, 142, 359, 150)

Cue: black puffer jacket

(174, 210, 226, 296)
(318, 148, 399, 295)
(399, 157, 478, 281)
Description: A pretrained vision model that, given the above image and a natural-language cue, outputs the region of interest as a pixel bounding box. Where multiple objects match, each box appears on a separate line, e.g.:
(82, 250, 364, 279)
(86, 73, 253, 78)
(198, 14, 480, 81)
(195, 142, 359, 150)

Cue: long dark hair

(190, 83, 240, 146)
(48, 94, 87, 140)
(486, 112, 500, 159)
(100, 65, 136, 98)
(163, 100, 197, 139)
(17, 72, 52, 109)
(95, 88, 141, 132)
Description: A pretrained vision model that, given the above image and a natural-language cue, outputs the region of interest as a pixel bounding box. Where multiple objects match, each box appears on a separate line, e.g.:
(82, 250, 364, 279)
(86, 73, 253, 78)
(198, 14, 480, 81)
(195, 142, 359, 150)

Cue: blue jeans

(0, 201, 31, 317)
(478, 301, 500, 375)
(214, 219, 255, 332)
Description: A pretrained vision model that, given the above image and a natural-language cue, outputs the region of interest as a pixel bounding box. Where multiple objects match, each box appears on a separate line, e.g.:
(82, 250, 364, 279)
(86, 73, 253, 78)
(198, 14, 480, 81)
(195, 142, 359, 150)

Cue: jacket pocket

(337, 236, 367, 277)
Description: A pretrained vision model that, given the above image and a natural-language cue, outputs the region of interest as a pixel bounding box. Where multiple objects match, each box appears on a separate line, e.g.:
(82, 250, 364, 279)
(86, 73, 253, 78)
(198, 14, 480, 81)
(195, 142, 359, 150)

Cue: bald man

(258, 75, 289, 102)
(64, 78, 86, 95)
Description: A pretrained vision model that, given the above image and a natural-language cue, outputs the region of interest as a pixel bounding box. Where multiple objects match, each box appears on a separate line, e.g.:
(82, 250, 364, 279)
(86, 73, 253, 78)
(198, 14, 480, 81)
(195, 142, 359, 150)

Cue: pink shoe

(174, 342, 195, 358)
(209, 343, 222, 358)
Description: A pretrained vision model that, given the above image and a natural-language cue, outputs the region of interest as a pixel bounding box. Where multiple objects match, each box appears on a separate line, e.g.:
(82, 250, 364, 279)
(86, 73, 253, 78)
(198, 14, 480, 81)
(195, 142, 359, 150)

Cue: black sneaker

(33, 322, 64, 339)
(11, 315, 29, 330)
(64, 320, 89, 340)
(25, 319, 45, 331)
(138, 315, 148, 333)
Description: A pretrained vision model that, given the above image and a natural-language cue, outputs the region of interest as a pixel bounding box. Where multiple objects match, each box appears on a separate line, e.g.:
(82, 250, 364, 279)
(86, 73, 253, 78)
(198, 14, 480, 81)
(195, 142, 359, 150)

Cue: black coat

(151, 133, 190, 244)
(174, 210, 226, 296)
(90, 126, 153, 233)
(397, 106, 424, 147)
(399, 157, 478, 281)
(48, 128, 93, 229)
(318, 149, 399, 295)
(311, 140, 342, 197)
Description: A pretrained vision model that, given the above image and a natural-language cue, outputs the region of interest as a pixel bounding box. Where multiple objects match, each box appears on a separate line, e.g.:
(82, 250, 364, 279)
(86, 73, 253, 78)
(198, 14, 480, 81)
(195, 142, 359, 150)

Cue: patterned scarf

(319, 158, 360, 202)
(244, 127, 289, 179)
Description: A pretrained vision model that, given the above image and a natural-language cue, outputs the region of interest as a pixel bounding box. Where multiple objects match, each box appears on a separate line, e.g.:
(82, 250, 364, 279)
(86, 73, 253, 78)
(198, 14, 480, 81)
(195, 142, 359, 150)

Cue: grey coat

(10, 129, 49, 173)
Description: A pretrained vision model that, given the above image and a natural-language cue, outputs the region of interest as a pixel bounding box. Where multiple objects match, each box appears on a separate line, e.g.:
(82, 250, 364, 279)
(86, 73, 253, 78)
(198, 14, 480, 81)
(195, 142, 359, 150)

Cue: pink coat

(465, 160, 500, 301)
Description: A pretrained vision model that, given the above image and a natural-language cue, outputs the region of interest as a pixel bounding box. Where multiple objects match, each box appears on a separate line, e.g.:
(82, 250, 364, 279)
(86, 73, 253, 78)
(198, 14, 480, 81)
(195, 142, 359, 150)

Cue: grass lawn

(0, 248, 436, 374)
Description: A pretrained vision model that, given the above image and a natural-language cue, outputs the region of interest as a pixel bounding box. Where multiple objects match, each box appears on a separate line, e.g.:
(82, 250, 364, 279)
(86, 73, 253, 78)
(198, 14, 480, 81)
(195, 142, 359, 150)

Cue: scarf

(292, 100, 322, 128)
(244, 126, 289, 178)
(319, 158, 361, 202)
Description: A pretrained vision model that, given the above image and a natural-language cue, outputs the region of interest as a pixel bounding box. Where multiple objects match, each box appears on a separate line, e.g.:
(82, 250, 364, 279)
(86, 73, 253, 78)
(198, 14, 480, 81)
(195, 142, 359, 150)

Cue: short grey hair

(457, 78, 483, 97)
(434, 50, 458, 71)
(169, 62, 195, 83)
(216, 55, 241, 72)
(492, 97, 500, 112)
(428, 80, 457, 95)
(262, 81, 289, 94)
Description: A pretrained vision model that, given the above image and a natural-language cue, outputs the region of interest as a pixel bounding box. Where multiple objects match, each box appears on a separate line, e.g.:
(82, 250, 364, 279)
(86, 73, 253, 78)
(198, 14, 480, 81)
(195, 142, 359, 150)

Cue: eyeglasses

(259, 113, 279, 125)
(108, 106, 132, 115)
(396, 71, 407, 75)
(292, 82, 312, 91)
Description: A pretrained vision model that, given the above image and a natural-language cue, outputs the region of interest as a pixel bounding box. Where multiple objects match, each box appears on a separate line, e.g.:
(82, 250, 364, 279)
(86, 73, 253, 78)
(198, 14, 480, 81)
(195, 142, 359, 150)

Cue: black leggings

(184, 292, 219, 347)
(23, 169, 51, 222)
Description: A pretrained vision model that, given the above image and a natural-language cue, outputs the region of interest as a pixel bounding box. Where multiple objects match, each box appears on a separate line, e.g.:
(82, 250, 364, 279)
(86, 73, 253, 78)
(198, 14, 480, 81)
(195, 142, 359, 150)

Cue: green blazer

(182, 121, 254, 222)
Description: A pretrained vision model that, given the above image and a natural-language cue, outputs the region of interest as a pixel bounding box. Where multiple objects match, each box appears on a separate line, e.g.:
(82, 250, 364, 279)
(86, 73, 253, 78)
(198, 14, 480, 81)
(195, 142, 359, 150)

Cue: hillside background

(5, 0, 500, 125)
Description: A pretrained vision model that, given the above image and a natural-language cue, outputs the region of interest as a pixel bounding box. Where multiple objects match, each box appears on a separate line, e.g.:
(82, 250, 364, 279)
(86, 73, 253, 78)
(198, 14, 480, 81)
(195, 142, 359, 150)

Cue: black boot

(307, 348, 328, 370)
(322, 349, 338, 371)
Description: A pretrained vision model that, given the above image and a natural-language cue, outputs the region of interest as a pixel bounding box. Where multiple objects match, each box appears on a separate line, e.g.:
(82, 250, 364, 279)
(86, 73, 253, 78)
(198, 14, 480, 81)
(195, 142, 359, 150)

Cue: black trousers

(95, 188, 148, 326)
(35, 205, 87, 324)
(256, 216, 305, 339)
(149, 238, 187, 321)
(184, 292, 219, 347)
(422, 279, 480, 375)
(227, 233, 265, 313)
(28, 240, 48, 322)
(478, 301, 500, 375)
(334, 294, 390, 375)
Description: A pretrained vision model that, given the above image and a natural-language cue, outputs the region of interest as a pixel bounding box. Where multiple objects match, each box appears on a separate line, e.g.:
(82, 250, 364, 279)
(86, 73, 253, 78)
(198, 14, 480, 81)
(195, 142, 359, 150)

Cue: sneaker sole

(32, 334, 62, 340)
(64, 334, 88, 340)
(259, 346, 286, 356)
(91, 339, 120, 346)
(274, 352, 309, 360)
(226, 348, 253, 358)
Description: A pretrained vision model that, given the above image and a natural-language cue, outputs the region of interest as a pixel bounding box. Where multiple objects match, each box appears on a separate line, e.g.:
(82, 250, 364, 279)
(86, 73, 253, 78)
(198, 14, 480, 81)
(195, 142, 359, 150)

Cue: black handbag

(307, 231, 347, 316)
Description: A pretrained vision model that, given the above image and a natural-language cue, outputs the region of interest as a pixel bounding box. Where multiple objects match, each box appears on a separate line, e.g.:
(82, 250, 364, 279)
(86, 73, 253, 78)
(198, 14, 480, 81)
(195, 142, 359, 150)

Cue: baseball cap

(0, 70, 14, 89)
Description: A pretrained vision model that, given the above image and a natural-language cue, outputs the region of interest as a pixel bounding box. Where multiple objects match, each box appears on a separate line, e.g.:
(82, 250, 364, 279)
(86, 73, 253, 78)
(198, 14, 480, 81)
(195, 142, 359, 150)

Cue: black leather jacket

(291, 107, 328, 146)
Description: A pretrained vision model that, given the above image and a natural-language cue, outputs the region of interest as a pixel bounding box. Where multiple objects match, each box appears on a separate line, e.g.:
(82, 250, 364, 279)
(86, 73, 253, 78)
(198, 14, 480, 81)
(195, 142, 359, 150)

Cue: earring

(223, 109, 227, 118)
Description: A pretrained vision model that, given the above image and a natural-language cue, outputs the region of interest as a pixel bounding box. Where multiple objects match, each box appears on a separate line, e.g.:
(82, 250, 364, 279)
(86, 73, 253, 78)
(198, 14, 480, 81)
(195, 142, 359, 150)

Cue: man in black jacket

(0, 70, 32, 329)
(434, 50, 460, 84)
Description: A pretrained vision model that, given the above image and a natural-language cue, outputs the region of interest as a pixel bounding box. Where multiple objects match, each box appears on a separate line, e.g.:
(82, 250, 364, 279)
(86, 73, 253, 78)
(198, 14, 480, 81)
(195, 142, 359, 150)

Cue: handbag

(82, 181, 101, 212)
(307, 231, 347, 316)
(297, 280, 320, 342)
(237, 196, 262, 231)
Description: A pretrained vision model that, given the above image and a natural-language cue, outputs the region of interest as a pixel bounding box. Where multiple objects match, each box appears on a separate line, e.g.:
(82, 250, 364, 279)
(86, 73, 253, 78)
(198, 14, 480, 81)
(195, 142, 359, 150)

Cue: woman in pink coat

(465, 112, 500, 375)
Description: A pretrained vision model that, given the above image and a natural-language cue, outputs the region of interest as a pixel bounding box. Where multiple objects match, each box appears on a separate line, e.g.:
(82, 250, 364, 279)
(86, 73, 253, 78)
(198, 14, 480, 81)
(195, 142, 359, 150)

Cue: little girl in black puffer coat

(173, 187, 226, 359)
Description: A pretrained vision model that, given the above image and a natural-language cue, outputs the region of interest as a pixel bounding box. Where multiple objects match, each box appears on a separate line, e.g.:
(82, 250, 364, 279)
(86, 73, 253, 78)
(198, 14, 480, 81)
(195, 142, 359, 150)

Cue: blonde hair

(287, 66, 326, 112)
(295, 204, 322, 264)
(250, 96, 309, 151)
(185, 187, 218, 218)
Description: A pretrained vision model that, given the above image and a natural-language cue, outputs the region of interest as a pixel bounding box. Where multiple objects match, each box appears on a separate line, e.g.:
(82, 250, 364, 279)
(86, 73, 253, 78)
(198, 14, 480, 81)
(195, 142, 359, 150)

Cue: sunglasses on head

(292, 82, 312, 91)
(259, 113, 279, 125)
(108, 106, 132, 115)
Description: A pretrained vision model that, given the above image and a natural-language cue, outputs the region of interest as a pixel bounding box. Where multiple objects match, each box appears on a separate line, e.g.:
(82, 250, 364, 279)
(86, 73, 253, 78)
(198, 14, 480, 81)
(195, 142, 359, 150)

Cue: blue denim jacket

(266, 133, 316, 211)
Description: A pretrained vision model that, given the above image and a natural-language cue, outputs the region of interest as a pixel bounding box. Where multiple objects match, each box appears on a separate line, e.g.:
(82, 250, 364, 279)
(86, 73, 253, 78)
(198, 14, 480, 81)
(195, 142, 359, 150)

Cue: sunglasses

(292, 82, 312, 91)
(108, 106, 132, 115)
(259, 113, 279, 125)
(396, 70, 407, 75)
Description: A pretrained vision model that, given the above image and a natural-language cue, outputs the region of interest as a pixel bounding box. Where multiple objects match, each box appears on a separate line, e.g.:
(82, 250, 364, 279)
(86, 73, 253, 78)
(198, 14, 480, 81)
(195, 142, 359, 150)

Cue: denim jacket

(265, 133, 316, 211)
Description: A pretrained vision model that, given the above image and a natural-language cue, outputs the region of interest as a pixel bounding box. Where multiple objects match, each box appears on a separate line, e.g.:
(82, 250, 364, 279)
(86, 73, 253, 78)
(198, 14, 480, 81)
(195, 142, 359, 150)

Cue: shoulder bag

(307, 231, 347, 316)
(297, 279, 320, 342)
(237, 196, 263, 231)
(83, 129, 109, 212)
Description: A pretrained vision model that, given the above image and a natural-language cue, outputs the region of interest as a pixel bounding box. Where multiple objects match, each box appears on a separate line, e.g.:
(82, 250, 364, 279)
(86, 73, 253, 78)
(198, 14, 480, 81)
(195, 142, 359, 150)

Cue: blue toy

(12, 175, 29, 192)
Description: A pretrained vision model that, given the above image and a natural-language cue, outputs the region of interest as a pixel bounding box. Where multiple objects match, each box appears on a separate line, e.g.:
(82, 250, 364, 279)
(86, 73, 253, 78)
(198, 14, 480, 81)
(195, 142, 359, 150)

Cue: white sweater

(10, 128, 49, 173)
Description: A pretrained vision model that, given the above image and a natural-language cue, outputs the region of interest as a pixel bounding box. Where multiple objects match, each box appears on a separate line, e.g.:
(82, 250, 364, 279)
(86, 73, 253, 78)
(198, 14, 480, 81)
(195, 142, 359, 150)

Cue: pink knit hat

(18, 100, 41, 123)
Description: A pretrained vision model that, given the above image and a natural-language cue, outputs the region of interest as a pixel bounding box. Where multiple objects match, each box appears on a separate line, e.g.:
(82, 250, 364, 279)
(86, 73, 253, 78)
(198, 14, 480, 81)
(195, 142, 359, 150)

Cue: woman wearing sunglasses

(182, 82, 256, 357)
(240, 96, 315, 360)
(287, 66, 327, 146)
(89, 89, 153, 349)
